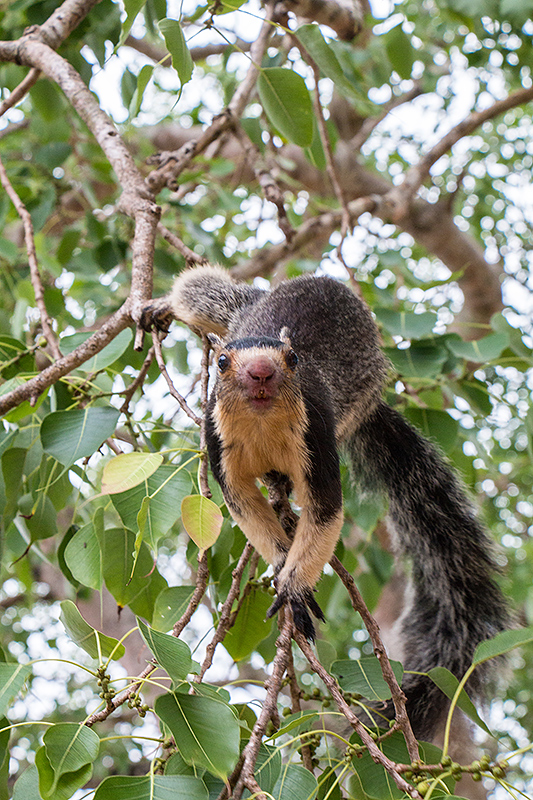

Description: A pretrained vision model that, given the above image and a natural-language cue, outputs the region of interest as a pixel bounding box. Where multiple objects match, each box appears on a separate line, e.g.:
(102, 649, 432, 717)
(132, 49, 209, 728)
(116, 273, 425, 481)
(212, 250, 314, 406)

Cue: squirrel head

(209, 334, 299, 412)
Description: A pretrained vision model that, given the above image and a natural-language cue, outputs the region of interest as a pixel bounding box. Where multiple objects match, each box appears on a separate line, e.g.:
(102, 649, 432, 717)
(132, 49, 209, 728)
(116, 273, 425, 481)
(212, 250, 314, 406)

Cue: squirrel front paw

(266, 582, 325, 641)
(139, 297, 174, 333)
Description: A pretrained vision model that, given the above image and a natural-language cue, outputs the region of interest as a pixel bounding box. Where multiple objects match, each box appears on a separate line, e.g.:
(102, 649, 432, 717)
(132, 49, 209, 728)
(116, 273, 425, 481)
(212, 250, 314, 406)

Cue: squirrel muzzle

(237, 354, 283, 408)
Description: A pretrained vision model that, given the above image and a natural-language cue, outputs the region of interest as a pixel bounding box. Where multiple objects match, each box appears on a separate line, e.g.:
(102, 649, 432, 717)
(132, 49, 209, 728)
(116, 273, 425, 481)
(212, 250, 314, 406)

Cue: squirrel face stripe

(142, 265, 509, 742)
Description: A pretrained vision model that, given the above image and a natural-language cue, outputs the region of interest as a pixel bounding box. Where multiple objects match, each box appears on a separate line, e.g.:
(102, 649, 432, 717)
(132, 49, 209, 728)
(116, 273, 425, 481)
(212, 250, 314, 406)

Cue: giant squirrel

(142, 265, 509, 742)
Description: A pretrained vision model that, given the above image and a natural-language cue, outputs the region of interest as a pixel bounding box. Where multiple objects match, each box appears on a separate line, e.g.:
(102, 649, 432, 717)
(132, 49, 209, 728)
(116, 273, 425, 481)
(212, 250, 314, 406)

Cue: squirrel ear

(207, 333, 224, 350)
(279, 326, 292, 347)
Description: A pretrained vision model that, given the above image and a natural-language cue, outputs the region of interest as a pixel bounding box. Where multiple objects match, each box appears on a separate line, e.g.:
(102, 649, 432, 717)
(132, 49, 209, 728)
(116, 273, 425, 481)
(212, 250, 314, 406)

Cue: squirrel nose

(246, 357, 275, 383)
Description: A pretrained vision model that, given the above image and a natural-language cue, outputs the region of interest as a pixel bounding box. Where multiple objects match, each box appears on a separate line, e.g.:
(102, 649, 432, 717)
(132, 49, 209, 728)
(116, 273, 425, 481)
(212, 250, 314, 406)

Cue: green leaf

(155, 691, 240, 779)
(427, 667, 490, 735)
(349, 732, 450, 800)
(159, 19, 194, 86)
(41, 407, 121, 467)
(445, 332, 507, 362)
(118, 0, 148, 47)
(64, 518, 103, 590)
(59, 600, 125, 660)
(472, 626, 533, 665)
(181, 495, 223, 557)
(211, 0, 248, 14)
(0, 336, 34, 379)
(403, 408, 459, 453)
(0, 377, 48, 423)
(35, 744, 93, 800)
(257, 68, 313, 148)
(374, 308, 436, 339)
(451, 378, 492, 416)
(331, 656, 403, 702)
(94, 774, 209, 800)
(97, 527, 168, 619)
(223, 587, 273, 661)
(273, 763, 318, 800)
(268, 712, 319, 741)
(59, 329, 132, 372)
(0, 663, 31, 716)
(130, 63, 154, 117)
(112, 464, 192, 550)
(23, 492, 58, 543)
(137, 618, 192, 683)
(12, 765, 41, 800)
(253, 743, 282, 794)
(42, 723, 99, 787)
(384, 24, 414, 80)
(384, 342, 448, 379)
(101, 452, 163, 494)
(152, 585, 196, 631)
(294, 24, 372, 113)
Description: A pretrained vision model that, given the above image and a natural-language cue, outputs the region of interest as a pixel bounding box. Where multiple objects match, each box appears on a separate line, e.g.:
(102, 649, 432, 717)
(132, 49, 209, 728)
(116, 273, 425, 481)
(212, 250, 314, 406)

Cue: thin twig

(120, 346, 156, 414)
(349, 84, 423, 152)
(330, 555, 419, 761)
(233, 124, 295, 242)
(147, 1, 278, 193)
(0, 154, 62, 360)
(294, 630, 421, 799)
(0, 67, 40, 117)
(286, 646, 314, 772)
(231, 195, 378, 280)
(386, 82, 533, 219)
(152, 333, 202, 426)
(173, 551, 210, 637)
(233, 614, 294, 800)
(309, 59, 351, 266)
(157, 222, 209, 266)
(195, 543, 254, 681)
(198, 335, 212, 498)
(86, 660, 158, 727)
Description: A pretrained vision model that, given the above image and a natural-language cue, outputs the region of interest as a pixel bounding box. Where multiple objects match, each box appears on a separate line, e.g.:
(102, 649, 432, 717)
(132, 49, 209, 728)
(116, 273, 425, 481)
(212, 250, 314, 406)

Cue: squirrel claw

(266, 587, 325, 641)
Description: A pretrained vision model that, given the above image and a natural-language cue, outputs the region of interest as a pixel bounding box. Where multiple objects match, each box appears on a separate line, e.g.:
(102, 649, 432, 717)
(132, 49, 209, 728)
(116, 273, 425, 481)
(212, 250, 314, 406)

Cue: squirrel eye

(286, 349, 298, 369)
(218, 353, 230, 372)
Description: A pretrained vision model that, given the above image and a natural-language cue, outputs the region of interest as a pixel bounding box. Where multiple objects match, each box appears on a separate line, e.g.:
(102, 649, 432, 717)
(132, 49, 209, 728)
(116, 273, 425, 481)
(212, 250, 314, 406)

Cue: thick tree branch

(0, 306, 132, 415)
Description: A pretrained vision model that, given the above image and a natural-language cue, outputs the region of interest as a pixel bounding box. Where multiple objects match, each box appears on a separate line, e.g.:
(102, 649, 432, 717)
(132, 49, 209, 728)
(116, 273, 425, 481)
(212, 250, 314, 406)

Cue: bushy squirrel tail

(168, 266, 265, 337)
(346, 401, 509, 741)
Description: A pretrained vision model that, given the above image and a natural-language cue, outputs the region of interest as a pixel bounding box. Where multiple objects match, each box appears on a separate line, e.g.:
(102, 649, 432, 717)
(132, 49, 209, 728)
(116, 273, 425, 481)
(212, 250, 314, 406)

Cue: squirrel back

(143, 265, 509, 742)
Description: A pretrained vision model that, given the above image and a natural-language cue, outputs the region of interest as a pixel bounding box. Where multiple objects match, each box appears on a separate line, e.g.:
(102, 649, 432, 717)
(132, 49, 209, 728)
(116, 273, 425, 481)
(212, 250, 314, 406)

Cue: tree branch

(294, 630, 421, 799)
(0, 153, 61, 360)
(0, 305, 132, 416)
(147, 0, 278, 193)
(388, 83, 533, 218)
(0, 67, 40, 117)
(195, 543, 254, 681)
(330, 555, 419, 762)
(151, 333, 202, 426)
(233, 614, 294, 800)
(281, 0, 365, 41)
